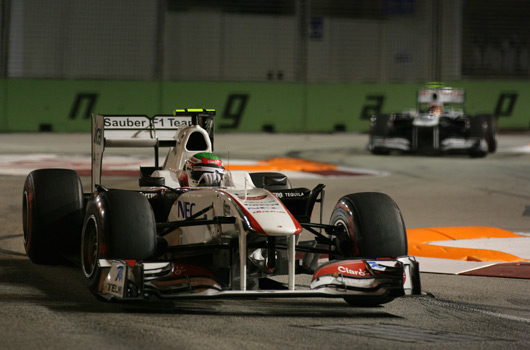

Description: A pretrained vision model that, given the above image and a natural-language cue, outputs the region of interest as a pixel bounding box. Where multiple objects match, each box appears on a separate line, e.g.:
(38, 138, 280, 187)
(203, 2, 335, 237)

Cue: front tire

(329, 192, 408, 306)
(23, 169, 84, 264)
(329, 192, 408, 259)
(81, 190, 158, 295)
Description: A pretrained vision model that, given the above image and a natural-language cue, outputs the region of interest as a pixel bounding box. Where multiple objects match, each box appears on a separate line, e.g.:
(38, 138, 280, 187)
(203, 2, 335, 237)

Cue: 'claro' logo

(338, 265, 367, 277)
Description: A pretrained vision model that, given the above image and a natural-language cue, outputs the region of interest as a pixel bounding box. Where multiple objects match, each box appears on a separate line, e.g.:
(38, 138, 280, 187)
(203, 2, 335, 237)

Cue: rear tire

(23, 169, 84, 264)
(81, 190, 158, 295)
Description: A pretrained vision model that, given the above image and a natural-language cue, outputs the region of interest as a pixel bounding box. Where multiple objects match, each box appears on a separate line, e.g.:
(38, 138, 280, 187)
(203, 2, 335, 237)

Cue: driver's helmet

(428, 104, 442, 116)
(181, 152, 225, 187)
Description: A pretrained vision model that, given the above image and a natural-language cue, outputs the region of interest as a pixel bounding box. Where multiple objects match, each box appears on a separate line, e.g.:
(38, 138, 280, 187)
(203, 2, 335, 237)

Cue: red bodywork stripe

(269, 192, 302, 235)
(222, 191, 266, 234)
(220, 190, 301, 235)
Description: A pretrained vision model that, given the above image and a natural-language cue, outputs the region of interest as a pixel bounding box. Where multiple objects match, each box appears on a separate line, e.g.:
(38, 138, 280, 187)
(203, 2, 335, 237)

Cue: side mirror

(139, 176, 165, 187)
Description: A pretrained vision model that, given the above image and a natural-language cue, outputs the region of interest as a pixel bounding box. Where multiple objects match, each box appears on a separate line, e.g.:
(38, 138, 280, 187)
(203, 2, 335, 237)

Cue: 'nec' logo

(177, 201, 195, 218)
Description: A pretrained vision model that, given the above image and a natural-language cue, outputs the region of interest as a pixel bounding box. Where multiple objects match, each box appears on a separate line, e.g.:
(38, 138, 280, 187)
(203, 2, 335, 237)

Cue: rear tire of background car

(81, 189, 158, 295)
(23, 169, 84, 264)
(368, 115, 391, 155)
(480, 114, 497, 153)
(329, 192, 408, 306)
(469, 116, 488, 158)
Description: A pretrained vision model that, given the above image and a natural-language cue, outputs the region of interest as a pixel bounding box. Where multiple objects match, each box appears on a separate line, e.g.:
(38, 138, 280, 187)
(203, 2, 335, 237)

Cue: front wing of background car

(93, 256, 420, 302)
(369, 136, 412, 152)
(370, 134, 484, 153)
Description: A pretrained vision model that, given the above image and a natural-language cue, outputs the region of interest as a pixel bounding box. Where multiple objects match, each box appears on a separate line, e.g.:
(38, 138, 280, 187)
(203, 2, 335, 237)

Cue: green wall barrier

(1, 79, 528, 132)
(0, 80, 6, 131)
(159, 82, 305, 132)
(305, 81, 529, 132)
(4, 79, 160, 132)
(447, 80, 527, 129)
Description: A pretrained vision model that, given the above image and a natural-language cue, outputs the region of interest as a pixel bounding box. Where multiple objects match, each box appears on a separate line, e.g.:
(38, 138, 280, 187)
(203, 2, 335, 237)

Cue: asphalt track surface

(1, 131, 529, 349)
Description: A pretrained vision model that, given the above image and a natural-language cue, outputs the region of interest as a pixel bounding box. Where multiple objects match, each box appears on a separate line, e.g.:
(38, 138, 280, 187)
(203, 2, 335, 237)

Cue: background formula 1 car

(368, 85, 497, 157)
(23, 109, 421, 306)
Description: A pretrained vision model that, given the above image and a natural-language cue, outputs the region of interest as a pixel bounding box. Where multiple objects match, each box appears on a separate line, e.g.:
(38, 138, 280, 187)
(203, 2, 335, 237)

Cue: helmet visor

(189, 165, 225, 185)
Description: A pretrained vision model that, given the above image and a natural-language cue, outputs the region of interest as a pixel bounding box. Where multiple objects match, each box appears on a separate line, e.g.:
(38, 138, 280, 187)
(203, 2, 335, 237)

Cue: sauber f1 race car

(368, 86, 497, 157)
(23, 109, 421, 306)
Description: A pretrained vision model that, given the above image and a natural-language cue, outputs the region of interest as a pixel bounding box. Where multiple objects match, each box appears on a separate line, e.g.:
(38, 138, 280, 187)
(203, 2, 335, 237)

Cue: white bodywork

(92, 112, 301, 240)
(166, 186, 301, 244)
(91, 112, 301, 291)
(155, 118, 301, 241)
(91, 111, 420, 300)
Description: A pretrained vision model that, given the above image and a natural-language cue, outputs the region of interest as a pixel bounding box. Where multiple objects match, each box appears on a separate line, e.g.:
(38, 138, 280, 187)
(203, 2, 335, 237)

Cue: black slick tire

(329, 192, 408, 306)
(368, 115, 391, 155)
(483, 114, 497, 153)
(329, 192, 408, 259)
(468, 116, 488, 158)
(22, 169, 84, 264)
(81, 189, 157, 295)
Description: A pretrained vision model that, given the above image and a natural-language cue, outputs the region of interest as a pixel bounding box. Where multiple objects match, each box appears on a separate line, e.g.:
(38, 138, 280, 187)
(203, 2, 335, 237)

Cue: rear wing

(91, 109, 215, 191)
(417, 87, 465, 104)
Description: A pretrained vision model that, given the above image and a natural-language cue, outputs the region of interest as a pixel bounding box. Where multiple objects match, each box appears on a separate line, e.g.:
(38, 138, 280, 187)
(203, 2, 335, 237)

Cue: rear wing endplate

(91, 109, 215, 191)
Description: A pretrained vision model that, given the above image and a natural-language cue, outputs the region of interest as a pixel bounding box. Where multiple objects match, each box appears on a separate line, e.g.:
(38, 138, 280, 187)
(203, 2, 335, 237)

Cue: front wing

(94, 256, 420, 302)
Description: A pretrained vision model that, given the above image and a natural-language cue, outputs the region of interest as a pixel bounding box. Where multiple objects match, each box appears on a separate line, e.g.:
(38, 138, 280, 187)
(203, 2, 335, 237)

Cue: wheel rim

(22, 191, 30, 246)
(82, 215, 99, 278)
(332, 217, 356, 258)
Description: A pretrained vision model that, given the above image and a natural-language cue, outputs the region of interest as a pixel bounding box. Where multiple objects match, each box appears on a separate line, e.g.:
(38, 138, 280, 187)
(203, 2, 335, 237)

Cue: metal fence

(0, 0, 528, 82)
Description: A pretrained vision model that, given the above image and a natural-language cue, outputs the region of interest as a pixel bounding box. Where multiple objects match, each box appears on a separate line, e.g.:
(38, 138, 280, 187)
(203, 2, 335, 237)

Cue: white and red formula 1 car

(23, 109, 421, 306)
